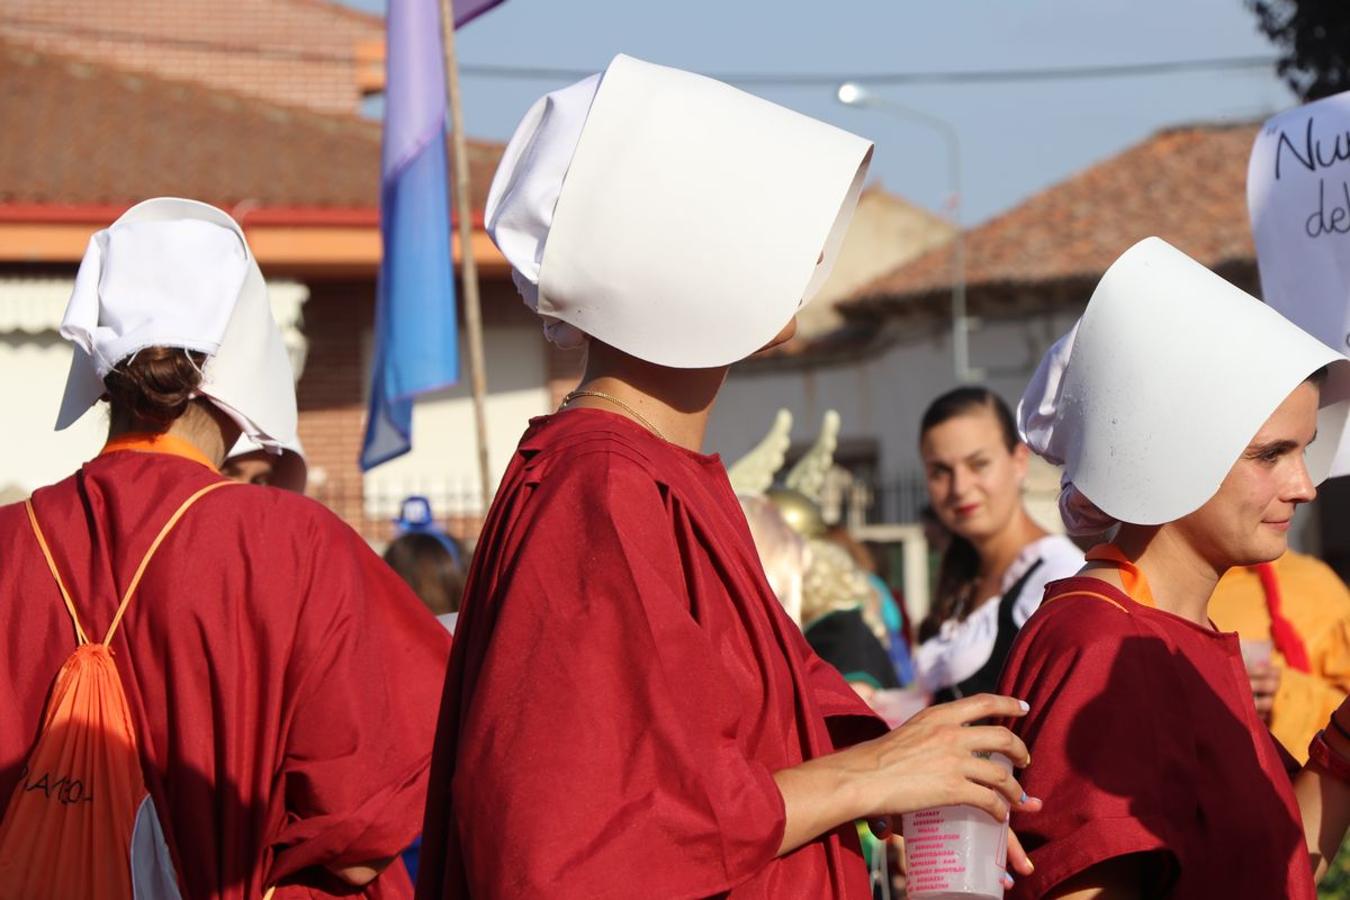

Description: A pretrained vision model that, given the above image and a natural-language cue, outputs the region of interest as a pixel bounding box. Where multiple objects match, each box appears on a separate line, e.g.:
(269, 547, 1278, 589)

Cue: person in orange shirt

(1209, 549, 1350, 762)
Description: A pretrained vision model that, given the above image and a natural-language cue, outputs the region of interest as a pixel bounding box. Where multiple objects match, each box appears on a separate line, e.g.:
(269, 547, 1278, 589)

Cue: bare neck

(566, 341, 729, 453)
(1096, 525, 1221, 626)
(107, 400, 241, 469)
(973, 508, 1048, 582)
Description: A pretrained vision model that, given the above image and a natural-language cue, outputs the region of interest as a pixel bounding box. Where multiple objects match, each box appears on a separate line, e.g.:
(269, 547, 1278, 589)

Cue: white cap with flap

(485, 53, 873, 368)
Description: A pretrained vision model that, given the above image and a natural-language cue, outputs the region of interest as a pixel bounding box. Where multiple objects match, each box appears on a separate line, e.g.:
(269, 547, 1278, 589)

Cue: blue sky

(344, 0, 1292, 224)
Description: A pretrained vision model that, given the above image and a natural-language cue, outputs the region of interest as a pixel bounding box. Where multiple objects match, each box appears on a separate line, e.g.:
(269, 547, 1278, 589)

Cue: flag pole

(437, 0, 493, 513)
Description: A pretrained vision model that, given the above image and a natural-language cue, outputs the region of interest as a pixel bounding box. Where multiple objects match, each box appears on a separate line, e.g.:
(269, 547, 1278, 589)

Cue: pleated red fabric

(417, 409, 885, 900)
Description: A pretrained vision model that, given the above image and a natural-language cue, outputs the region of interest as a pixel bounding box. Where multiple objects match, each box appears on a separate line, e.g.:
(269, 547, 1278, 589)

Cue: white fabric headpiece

(56, 197, 299, 451)
(226, 433, 308, 492)
(485, 53, 873, 368)
(227, 432, 307, 465)
(1017, 320, 1118, 535)
(1018, 236, 1350, 532)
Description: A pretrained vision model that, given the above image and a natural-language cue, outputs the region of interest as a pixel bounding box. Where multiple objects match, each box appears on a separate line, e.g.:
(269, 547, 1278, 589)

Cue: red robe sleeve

(449, 455, 788, 898)
(268, 521, 451, 895)
(998, 598, 1187, 898)
(803, 645, 887, 749)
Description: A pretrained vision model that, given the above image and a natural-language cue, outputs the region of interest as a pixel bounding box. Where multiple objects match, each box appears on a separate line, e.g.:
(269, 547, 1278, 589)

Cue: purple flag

(362, 0, 460, 469)
(453, 0, 504, 26)
(361, 0, 504, 469)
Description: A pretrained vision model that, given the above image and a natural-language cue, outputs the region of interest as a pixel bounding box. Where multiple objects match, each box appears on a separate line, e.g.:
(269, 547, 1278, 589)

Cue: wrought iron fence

(829, 470, 929, 529)
(308, 468, 929, 548)
(308, 475, 484, 548)
(860, 473, 930, 526)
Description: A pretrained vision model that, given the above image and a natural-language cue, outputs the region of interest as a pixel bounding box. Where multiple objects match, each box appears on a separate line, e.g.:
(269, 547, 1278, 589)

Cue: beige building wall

(360, 323, 553, 521)
(796, 187, 955, 339)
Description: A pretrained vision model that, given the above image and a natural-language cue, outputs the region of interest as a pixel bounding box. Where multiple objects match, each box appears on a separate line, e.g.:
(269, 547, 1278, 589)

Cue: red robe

(0, 448, 451, 899)
(998, 576, 1315, 899)
(416, 409, 885, 899)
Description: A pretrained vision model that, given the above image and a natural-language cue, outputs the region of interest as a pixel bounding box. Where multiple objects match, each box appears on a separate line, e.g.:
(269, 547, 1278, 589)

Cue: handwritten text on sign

(1270, 117, 1350, 237)
(1248, 93, 1350, 479)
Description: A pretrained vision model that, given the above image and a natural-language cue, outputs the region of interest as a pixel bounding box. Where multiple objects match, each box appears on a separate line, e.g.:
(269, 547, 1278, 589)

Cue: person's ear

(1012, 442, 1030, 483)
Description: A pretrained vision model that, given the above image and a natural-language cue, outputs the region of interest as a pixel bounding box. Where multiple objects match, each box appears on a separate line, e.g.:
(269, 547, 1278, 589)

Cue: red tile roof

(1, 0, 381, 115)
(0, 40, 501, 215)
(846, 122, 1261, 314)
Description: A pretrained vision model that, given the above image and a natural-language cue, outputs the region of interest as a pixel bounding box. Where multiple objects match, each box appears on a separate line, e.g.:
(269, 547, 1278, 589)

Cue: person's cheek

(926, 476, 945, 506)
(989, 467, 1010, 509)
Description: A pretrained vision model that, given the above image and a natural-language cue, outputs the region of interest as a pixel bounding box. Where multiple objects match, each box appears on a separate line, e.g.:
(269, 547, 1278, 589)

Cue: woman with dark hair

(0, 198, 450, 899)
(385, 532, 466, 632)
(915, 386, 1083, 703)
(387, 496, 467, 633)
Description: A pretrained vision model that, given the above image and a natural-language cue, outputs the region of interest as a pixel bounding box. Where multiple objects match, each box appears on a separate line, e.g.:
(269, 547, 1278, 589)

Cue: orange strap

(26, 480, 238, 647)
(1044, 587, 1131, 613)
(1083, 543, 1157, 608)
(24, 501, 91, 646)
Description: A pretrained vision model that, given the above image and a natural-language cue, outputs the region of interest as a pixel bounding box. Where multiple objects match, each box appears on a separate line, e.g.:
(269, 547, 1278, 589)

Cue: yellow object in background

(1210, 551, 1350, 763)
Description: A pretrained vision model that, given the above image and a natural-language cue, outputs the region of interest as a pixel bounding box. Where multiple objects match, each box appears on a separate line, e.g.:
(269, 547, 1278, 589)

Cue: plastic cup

(1241, 639, 1273, 669)
(901, 752, 1011, 899)
(868, 687, 930, 728)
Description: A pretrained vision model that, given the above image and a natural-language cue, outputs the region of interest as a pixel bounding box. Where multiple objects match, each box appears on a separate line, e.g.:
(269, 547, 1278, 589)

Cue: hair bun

(103, 347, 206, 430)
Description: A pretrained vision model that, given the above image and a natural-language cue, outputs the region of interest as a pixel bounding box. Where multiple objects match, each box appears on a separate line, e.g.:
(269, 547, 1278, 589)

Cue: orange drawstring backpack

(0, 481, 237, 900)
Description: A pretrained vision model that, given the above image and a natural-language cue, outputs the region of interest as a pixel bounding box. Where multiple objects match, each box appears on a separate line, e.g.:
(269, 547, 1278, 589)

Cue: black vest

(933, 559, 1044, 704)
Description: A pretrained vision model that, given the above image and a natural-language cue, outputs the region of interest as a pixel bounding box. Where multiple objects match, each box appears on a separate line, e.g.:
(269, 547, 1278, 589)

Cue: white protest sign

(1248, 93, 1350, 477)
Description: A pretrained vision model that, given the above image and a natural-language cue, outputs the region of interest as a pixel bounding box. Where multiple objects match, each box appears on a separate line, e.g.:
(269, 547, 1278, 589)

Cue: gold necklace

(559, 389, 668, 442)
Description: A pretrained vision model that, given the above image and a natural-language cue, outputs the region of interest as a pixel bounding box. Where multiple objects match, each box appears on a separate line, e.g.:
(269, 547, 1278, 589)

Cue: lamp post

(836, 83, 978, 383)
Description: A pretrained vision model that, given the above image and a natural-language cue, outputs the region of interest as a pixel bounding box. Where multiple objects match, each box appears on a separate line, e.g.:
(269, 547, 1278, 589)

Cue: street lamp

(836, 82, 978, 383)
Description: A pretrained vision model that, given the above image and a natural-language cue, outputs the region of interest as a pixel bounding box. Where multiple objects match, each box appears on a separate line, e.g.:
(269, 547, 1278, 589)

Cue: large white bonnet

(56, 197, 298, 451)
(1019, 236, 1350, 530)
(485, 53, 873, 368)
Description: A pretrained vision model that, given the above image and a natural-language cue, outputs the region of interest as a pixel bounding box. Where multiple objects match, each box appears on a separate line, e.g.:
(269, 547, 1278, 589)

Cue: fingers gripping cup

(902, 752, 1012, 898)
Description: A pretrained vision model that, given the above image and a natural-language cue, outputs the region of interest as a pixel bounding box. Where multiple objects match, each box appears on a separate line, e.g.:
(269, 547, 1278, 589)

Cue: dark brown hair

(103, 347, 207, 431)
(917, 386, 1020, 641)
(919, 386, 1018, 453)
(383, 532, 466, 617)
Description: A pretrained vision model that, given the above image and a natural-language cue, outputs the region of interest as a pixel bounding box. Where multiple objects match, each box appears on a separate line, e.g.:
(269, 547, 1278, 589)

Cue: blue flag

(361, 0, 459, 470)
